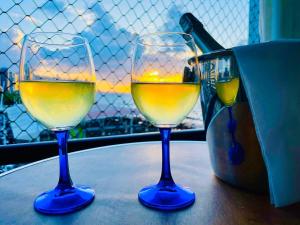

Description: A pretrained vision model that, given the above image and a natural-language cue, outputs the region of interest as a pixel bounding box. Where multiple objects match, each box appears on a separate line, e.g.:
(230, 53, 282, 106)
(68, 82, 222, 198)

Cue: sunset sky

(0, 0, 249, 93)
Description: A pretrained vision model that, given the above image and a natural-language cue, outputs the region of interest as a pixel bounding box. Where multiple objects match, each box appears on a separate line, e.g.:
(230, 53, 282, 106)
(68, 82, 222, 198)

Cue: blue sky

(0, 0, 249, 92)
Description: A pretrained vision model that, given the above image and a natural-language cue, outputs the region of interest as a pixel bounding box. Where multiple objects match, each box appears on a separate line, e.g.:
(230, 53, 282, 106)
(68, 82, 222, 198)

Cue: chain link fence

(0, 0, 252, 144)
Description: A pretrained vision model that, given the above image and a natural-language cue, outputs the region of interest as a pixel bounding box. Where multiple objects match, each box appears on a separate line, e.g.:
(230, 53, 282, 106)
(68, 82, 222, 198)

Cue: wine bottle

(179, 12, 224, 53)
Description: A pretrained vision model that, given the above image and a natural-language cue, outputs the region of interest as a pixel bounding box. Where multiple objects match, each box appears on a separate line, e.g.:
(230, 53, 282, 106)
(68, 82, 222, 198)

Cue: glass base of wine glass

(138, 182, 195, 211)
(34, 185, 95, 215)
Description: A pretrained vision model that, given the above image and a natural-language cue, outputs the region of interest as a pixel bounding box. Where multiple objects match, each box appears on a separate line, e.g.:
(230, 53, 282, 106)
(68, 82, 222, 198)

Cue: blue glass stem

(228, 107, 237, 145)
(227, 107, 244, 165)
(56, 130, 73, 190)
(34, 130, 95, 214)
(138, 127, 195, 210)
(158, 128, 175, 186)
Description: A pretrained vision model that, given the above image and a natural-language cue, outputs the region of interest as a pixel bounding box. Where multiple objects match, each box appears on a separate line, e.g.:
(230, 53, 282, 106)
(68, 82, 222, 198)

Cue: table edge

(0, 140, 206, 178)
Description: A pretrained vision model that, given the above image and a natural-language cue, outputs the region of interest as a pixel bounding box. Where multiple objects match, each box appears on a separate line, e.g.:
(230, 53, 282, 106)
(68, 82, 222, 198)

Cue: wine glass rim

(24, 32, 87, 46)
(136, 32, 194, 47)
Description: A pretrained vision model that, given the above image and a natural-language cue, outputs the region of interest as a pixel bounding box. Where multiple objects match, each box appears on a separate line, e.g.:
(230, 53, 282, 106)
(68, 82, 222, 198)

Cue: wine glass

(19, 32, 96, 214)
(215, 57, 239, 107)
(215, 57, 244, 164)
(131, 32, 200, 210)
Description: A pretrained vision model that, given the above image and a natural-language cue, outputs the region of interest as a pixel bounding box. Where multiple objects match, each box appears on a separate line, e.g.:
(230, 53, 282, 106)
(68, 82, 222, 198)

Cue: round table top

(0, 141, 300, 225)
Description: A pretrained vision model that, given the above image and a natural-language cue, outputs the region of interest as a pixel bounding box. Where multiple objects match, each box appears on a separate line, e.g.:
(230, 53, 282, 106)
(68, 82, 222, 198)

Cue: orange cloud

(96, 80, 130, 93)
(22, 66, 131, 94)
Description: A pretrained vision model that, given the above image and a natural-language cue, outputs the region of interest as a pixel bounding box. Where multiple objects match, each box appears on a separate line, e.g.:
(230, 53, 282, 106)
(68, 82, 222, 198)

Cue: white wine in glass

(215, 77, 239, 107)
(20, 81, 95, 129)
(131, 82, 200, 127)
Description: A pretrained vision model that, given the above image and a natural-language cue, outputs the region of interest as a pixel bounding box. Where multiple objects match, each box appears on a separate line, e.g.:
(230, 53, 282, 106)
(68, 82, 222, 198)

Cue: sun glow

(136, 69, 183, 83)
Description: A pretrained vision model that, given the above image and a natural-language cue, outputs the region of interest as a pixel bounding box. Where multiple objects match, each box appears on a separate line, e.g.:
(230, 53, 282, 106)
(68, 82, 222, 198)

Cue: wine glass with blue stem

(19, 32, 96, 214)
(131, 32, 200, 210)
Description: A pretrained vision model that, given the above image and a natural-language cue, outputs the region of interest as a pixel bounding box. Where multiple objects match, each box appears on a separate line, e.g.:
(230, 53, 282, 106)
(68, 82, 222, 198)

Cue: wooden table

(0, 141, 300, 225)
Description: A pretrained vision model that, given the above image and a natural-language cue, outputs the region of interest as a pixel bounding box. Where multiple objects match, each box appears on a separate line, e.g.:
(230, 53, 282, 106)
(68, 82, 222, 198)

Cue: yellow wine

(131, 82, 200, 127)
(215, 77, 239, 106)
(20, 81, 95, 130)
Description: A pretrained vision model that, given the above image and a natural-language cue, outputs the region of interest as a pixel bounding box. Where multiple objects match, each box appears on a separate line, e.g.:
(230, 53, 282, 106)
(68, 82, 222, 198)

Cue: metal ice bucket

(198, 50, 268, 193)
(181, 13, 268, 193)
